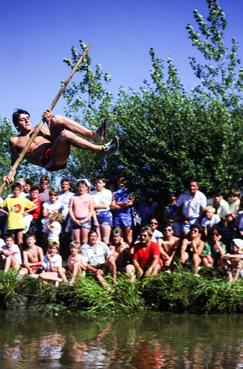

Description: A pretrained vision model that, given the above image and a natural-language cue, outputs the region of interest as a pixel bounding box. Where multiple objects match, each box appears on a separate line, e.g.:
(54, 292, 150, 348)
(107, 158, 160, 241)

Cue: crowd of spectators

(0, 175, 242, 287)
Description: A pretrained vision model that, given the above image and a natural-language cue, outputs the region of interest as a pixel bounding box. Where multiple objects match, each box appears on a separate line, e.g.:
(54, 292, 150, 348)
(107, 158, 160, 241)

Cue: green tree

(186, 0, 243, 107)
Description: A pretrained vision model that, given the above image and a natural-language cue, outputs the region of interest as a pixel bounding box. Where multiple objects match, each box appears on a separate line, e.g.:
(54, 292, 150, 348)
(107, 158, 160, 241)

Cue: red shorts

(40, 146, 66, 171)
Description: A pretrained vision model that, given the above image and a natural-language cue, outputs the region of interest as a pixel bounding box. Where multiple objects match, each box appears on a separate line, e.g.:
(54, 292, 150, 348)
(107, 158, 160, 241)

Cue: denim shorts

(97, 210, 113, 227)
(113, 213, 133, 227)
(71, 217, 91, 230)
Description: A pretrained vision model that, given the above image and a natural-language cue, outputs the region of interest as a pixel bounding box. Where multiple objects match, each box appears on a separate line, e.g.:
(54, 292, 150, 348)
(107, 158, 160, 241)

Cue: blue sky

(0, 0, 242, 125)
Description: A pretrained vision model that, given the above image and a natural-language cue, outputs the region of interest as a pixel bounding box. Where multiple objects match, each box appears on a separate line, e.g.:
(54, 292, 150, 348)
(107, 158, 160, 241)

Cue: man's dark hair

(95, 176, 106, 183)
(31, 185, 41, 192)
(11, 182, 22, 191)
(12, 109, 30, 127)
(40, 175, 50, 184)
(61, 178, 71, 185)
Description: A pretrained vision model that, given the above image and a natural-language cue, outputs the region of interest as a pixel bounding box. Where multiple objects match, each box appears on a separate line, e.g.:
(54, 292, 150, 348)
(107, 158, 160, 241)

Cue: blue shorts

(97, 210, 113, 227)
(71, 217, 91, 230)
(113, 213, 133, 228)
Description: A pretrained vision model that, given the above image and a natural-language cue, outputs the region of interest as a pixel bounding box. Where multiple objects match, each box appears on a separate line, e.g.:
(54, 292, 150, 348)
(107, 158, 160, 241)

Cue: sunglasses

(150, 222, 158, 225)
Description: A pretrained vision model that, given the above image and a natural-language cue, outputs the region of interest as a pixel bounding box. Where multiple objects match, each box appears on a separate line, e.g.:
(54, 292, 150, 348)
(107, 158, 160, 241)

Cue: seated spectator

(133, 226, 162, 279)
(92, 176, 113, 244)
(39, 243, 67, 285)
(180, 224, 204, 277)
(0, 235, 22, 273)
(109, 227, 135, 281)
(81, 230, 116, 289)
(223, 238, 243, 283)
(0, 182, 36, 250)
(213, 190, 230, 220)
(160, 223, 180, 272)
(201, 205, 221, 239)
(201, 226, 226, 270)
(17, 234, 44, 279)
(69, 179, 93, 245)
(67, 241, 87, 285)
(228, 189, 241, 217)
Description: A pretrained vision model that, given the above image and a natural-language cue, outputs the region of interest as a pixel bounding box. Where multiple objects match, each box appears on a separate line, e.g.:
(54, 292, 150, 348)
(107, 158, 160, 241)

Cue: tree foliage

(186, 0, 243, 107)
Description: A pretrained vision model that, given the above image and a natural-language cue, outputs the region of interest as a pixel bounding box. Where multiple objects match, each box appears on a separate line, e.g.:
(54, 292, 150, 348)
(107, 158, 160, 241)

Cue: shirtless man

(5, 109, 118, 182)
(161, 223, 180, 271)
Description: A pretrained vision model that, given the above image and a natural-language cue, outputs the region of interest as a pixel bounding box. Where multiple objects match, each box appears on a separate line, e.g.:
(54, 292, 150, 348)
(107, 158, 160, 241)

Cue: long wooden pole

(0, 45, 90, 195)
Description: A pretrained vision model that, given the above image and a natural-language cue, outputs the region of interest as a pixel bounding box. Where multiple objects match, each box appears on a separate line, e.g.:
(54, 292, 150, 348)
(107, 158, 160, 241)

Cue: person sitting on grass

(17, 234, 44, 280)
(133, 226, 162, 279)
(222, 238, 243, 283)
(160, 223, 180, 272)
(109, 227, 135, 281)
(81, 229, 116, 290)
(0, 235, 22, 273)
(180, 224, 204, 277)
(67, 241, 87, 285)
(200, 226, 226, 271)
(39, 242, 67, 286)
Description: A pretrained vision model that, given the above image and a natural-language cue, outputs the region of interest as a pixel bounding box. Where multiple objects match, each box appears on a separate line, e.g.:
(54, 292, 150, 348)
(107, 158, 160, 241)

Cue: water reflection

(0, 312, 242, 369)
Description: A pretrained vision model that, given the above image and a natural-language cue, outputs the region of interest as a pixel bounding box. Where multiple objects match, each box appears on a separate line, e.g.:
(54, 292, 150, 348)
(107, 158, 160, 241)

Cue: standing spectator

(27, 185, 43, 241)
(176, 179, 207, 235)
(163, 192, 181, 237)
(69, 179, 93, 245)
(39, 175, 50, 202)
(228, 189, 241, 217)
(136, 194, 158, 227)
(111, 176, 135, 245)
(201, 205, 221, 239)
(58, 178, 74, 259)
(213, 190, 230, 220)
(23, 179, 32, 197)
(0, 183, 36, 250)
(92, 176, 113, 244)
(133, 226, 162, 279)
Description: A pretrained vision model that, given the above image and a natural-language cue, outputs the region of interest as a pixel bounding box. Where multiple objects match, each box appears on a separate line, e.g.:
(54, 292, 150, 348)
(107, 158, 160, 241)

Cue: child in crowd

(67, 241, 87, 285)
(69, 179, 93, 245)
(42, 213, 63, 253)
(223, 238, 243, 283)
(17, 234, 44, 279)
(39, 243, 67, 285)
(0, 182, 36, 250)
(201, 227, 226, 270)
(109, 227, 135, 281)
(201, 206, 221, 239)
(0, 235, 22, 273)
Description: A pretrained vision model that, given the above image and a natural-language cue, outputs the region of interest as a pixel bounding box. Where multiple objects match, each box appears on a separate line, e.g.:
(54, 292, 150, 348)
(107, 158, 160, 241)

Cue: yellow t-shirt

(1, 196, 34, 230)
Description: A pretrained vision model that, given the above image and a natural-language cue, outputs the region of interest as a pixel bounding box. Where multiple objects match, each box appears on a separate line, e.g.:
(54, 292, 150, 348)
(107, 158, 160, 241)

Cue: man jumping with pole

(2, 45, 119, 187)
(10, 108, 117, 171)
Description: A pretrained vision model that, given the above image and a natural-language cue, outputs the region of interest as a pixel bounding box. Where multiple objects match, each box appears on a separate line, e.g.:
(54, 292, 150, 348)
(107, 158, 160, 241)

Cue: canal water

(0, 312, 242, 369)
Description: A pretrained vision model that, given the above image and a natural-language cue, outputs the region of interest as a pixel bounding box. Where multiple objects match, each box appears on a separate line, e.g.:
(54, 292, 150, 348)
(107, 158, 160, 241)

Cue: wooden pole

(0, 45, 90, 195)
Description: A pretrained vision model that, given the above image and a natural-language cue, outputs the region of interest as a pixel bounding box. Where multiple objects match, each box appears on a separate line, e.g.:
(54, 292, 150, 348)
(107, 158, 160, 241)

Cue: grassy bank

(0, 270, 242, 315)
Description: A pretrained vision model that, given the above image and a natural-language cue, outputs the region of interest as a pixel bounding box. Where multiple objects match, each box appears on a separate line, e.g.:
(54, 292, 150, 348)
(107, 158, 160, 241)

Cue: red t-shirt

(29, 198, 43, 219)
(133, 241, 161, 269)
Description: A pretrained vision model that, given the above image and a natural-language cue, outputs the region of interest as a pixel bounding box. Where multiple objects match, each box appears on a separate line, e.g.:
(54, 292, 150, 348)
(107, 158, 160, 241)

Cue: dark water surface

(0, 312, 242, 369)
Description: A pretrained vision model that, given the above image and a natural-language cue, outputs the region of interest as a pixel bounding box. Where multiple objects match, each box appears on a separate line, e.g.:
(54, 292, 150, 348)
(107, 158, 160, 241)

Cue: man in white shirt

(176, 179, 207, 234)
(213, 190, 230, 220)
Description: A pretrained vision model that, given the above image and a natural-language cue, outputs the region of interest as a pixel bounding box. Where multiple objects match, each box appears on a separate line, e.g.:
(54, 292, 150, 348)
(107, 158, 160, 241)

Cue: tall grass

(0, 270, 242, 315)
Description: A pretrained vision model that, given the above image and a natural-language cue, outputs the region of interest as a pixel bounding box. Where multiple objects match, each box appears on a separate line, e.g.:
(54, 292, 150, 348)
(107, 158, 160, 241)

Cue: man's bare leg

(44, 111, 105, 142)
